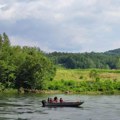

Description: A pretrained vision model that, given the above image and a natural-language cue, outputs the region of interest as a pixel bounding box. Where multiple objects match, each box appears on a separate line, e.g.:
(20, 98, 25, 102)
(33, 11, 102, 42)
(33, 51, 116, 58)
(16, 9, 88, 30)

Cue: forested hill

(105, 48, 120, 55)
(47, 49, 120, 69)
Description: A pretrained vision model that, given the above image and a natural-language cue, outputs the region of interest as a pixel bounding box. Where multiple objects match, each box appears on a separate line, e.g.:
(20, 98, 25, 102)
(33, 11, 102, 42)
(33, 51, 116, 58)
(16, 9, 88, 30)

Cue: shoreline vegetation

(0, 69, 120, 95)
(0, 89, 120, 95)
(43, 68, 120, 95)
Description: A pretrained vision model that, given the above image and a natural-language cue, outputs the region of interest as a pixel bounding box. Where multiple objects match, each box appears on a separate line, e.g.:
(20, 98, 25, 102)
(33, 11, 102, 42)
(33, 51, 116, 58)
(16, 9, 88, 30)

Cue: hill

(105, 48, 120, 55)
(47, 48, 120, 69)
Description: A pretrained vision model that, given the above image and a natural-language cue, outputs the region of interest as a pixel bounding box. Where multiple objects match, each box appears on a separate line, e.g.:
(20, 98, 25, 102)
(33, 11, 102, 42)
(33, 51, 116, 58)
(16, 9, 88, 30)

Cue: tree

(89, 69, 99, 80)
(0, 60, 16, 89)
(65, 57, 76, 69)
(15, 47, 56, 90)
(0, 34, 3, 48)
(116, 58, 120, 69)
(2, 32, 10, 47)
(0, 33, 56, 92)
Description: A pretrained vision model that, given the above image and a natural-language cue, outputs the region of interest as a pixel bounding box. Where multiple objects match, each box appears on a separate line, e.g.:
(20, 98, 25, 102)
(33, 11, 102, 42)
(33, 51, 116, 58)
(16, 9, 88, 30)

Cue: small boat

(42, 100, 84, 107)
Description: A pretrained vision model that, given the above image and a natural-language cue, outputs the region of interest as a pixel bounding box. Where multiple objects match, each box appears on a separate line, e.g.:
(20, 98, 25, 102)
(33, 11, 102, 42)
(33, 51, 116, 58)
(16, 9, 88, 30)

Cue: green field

(54, 69, 120, 81)
(46, 69, 120, 94)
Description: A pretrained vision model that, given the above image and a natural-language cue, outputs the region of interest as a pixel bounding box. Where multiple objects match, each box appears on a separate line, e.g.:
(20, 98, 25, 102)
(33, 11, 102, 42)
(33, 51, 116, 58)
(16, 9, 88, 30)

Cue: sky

(0, 0, 120, 53)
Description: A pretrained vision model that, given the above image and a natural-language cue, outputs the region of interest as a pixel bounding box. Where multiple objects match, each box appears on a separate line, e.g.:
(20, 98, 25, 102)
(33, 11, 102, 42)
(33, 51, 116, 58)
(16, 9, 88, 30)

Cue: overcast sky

(0, 0, 120, 52)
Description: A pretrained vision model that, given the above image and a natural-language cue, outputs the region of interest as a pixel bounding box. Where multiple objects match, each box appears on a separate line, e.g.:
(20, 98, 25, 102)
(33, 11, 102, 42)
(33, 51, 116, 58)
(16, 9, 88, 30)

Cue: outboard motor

(42, 100, 46, 107)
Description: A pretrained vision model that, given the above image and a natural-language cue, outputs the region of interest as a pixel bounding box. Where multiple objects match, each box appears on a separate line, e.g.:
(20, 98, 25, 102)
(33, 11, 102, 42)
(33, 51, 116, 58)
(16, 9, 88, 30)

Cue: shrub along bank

(45, 69, 120, 94)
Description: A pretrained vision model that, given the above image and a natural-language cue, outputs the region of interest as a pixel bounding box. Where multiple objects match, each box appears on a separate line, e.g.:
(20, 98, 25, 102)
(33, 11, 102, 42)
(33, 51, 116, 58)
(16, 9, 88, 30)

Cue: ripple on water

(0, 95, 120, 120)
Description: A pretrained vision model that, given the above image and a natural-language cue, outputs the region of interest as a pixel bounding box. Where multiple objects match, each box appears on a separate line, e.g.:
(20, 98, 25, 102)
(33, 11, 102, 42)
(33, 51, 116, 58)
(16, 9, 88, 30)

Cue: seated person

(48, 98, 50, 102)
(60, 98, 63, 103)
(49, 98, 53, 103)
(54, 96, 58, 103)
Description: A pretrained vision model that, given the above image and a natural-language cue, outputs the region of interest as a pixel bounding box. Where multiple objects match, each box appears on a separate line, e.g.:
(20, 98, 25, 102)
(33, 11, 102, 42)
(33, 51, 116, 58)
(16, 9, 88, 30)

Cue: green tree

(89, 70, 99, 80)
(2, 32, 10, 47)
(0, 60, 16, 89)
(15, 47, 56, 90)
(0, 34, 3, 48)
(0, 33, 56, 92)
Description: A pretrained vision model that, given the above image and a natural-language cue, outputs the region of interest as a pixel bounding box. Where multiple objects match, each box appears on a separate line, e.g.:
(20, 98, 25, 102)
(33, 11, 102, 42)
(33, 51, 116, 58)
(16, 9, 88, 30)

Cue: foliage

(15, 48, 56, 90)
(0, 33, 56, 91)
(89, 69, 99, 80)
(48, 68, 120, 94)
(46, 78, 120, 94)
(47, 51, 120, 69)
(0, 32, 120, 94)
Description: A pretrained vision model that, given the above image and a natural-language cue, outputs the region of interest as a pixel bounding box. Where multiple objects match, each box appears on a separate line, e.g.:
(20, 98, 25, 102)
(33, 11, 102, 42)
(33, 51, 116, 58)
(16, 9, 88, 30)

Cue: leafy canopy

(0, 33, 56, 91)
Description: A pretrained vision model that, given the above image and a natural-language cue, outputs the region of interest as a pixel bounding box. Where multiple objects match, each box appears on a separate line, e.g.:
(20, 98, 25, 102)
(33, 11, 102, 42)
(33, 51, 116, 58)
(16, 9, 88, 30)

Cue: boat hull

(42, 100, 84, 107)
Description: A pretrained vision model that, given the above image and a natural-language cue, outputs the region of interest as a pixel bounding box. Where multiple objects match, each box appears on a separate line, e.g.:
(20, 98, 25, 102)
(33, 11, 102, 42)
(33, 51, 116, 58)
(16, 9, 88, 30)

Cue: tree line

(0, 33, 56, 92)
(47, 50, 120, 69)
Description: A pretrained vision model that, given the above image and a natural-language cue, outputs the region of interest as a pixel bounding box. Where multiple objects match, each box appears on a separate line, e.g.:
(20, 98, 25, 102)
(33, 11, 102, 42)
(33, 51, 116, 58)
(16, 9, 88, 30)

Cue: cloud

(0, 4, 6, 9)
(0, 0, 74, 23)
(0, 0, 120, 52)
(10, 35, 38, 47)
(10, 35, 55, 52)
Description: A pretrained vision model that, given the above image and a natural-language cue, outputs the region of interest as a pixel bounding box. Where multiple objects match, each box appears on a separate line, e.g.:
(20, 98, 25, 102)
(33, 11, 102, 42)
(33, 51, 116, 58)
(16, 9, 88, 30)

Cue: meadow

(46, 69, 120, 94)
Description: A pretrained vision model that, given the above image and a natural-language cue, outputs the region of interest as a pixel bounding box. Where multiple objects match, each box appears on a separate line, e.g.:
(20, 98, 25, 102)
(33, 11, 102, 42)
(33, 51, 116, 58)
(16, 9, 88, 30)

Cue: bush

(79, 76, 83, 79)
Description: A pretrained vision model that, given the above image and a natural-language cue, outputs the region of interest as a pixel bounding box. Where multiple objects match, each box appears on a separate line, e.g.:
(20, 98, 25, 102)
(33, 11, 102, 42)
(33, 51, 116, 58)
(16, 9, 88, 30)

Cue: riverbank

(48, 69, 120, 94)
(0, 69, 120, 95)
(0, 88, 120, 95)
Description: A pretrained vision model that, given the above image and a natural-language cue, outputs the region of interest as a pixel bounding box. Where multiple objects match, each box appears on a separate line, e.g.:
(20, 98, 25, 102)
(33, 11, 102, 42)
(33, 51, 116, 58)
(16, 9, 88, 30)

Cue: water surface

(0, 94, 119, 120)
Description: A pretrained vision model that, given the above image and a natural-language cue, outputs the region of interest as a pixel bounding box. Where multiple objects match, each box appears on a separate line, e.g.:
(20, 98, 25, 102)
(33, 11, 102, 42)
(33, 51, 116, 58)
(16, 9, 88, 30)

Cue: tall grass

(46, 69, 120, 94)
(46, 79, 120, 94)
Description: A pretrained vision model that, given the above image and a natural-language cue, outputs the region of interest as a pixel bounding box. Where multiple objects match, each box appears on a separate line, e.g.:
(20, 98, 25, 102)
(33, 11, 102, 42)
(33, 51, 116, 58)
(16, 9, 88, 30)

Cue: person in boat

(54, 96, 58, 103)
(59, 98, 63, 103)
(47, 98, 50, 102)
(49, 98, 53, 103)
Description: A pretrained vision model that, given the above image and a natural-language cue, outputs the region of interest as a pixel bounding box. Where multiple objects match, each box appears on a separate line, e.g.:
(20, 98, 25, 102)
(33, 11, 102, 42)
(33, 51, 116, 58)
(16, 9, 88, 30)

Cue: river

(0, 94, 120, 120)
